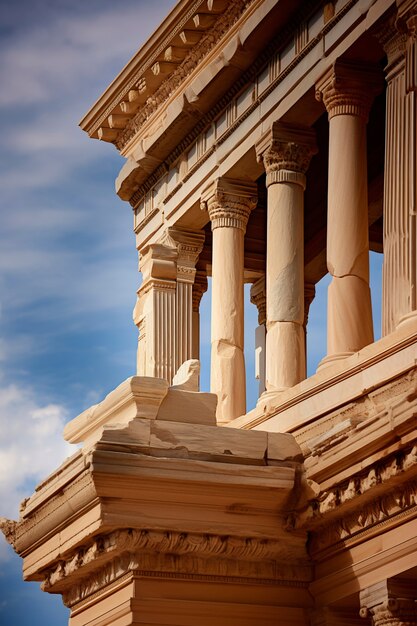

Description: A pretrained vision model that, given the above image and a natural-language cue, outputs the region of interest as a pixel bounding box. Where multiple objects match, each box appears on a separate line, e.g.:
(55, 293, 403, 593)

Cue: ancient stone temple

(2, 0, 417, 624)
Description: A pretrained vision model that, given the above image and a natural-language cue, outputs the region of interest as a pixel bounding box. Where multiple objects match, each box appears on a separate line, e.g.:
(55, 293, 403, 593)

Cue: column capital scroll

(315, 60, 383, 120)
(360, 579, 417, 626)
(201, 177, 257, 232)
(255, 122, 317, 188)
(160, 227, 205, 284)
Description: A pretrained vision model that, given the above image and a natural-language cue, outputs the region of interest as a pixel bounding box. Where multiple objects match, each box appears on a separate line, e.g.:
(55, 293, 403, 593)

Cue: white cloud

(0, 3, 175, 108)
(0, 382, 76, 560)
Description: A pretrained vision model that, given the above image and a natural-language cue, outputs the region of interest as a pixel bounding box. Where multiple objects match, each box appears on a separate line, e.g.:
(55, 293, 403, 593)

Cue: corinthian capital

(200, 177, 257, 232)
(360, 578, 417, 626)
(255, 121, 317, 188)
(316, 60, 383, 121)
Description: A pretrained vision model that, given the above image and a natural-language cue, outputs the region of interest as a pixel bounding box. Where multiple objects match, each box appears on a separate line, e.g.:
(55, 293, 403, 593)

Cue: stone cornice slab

(63, 376, 169, 447)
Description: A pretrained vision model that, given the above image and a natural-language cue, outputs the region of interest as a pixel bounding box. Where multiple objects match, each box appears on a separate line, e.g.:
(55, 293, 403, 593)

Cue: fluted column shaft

(316, 61, 381, 362)
(379, 4, 417, 332)
(134, 244, 178, 382)
(256, 123, 316, 392)
(201, 178, 257, 422)
(161, 227, 205, 373)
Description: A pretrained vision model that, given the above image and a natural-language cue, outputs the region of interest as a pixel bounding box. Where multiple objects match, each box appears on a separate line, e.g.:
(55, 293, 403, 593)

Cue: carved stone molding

(255, 121, 317, 188)
(201, 177, 257, 232)
(305, 441, 417, 519)
(117, 0, 252, 150)
(315, 60, 383, 121)
(40, 526, 312, 606)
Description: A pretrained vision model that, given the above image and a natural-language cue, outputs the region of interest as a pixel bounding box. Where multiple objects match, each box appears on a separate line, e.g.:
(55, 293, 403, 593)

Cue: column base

(316, 351, 354, 372)
(397, 310, 417, 329)
(256, 387, 290, 412)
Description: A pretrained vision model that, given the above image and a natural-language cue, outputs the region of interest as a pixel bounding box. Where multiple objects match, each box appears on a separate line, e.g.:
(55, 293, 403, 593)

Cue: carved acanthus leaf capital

(255, 122, 317, 188)
(316, 60, 383, 121)
(360, 578, 417, 626)
(160, 227, 205, 283)
(201, 177, 257, 232)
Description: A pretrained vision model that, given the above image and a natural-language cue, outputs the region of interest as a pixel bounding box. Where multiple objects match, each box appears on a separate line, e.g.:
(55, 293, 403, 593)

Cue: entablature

(119, 0, 391, 254)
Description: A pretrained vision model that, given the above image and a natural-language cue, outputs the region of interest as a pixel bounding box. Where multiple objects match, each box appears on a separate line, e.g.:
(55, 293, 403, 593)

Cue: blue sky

(0, 1, 382, 623)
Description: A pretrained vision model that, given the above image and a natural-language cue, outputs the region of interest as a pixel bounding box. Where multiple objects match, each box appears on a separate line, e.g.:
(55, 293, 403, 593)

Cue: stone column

(250, 276, 266, 397)
(201, 178, 257, 423)
(316, 60, 382, 364)
(161, 227, 205, 372)
(360, 578, 417, 626)
(133, 243, 177, 382)
(378, 4, 417, 333)
(192, 271, 208, 360)
(256, 122, 317, 392)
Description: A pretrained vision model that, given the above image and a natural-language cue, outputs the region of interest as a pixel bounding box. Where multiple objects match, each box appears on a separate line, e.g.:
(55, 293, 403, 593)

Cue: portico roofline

(79, 0, 231, 141)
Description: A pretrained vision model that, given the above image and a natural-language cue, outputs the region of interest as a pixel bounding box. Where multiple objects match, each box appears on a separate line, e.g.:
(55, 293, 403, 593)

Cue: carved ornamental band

(315, 60, 383, 121)
(201, 177, 257, 232)
(255, 121, 317, 189)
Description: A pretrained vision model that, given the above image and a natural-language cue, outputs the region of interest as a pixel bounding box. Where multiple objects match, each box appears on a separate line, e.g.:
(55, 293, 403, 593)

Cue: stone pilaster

(316, 60, 382, 365)
(201, 177, 257, 422)
(250, 276, 266, 396)
(134, 243, 177, 382)
(161, 227, 205, 372)
(360, 578, 417, 626)
(256, 122, 317, 393)
(378, 3, 417, 333)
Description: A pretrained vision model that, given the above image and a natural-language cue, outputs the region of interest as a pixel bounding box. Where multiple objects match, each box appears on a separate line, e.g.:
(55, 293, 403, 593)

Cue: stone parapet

(1, 373, 311, 626)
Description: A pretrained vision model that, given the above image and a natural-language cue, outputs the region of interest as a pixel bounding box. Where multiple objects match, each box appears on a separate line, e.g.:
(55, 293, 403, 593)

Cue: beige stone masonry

(134, 243, 178, 381)
(256, 122, 317, 394)
(360, 579, 417, 626)
(1, 380, 310, 626)
(316, 60, 382, 365)
(64, 360, 218, 448)
(160, 227, 205, 374)
(201, 177, 257, 423)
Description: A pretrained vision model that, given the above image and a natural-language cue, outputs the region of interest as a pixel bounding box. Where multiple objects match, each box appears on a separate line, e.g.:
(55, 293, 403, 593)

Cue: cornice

(290, 443, 417, 555)
(80, 0, 207, 137)
(116, 0, 254, 151)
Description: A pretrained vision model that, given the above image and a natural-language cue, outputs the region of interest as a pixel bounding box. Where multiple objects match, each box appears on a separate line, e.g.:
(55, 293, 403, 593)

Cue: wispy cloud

(0, 381, 75, 563)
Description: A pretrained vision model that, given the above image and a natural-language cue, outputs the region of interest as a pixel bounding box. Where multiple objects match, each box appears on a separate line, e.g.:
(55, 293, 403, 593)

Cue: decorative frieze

(38, 527, 312, 608)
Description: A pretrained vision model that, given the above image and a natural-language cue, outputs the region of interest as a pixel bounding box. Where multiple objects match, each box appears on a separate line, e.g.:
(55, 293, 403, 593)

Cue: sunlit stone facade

(2, 0, 417, 624)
